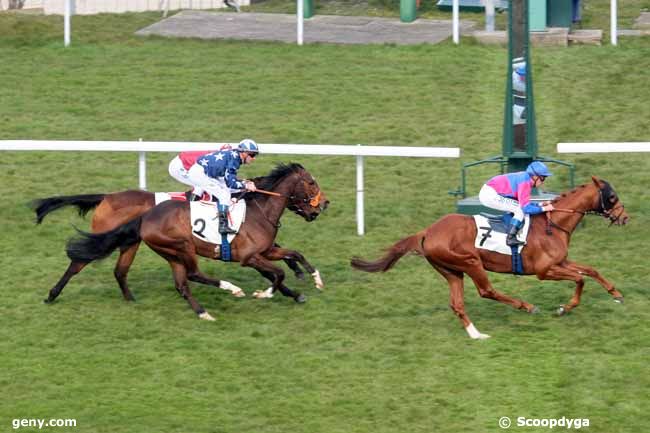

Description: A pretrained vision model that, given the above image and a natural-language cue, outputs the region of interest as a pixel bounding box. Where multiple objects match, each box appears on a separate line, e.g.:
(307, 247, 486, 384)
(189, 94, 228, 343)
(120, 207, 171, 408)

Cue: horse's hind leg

(464, 259, 538, 313)
(168, 261, 214, 321)
(431, 262, 490, 340)
(113, 242, 141, 301)
(186, 268, 245, 298)
(44, 261, 87, 304)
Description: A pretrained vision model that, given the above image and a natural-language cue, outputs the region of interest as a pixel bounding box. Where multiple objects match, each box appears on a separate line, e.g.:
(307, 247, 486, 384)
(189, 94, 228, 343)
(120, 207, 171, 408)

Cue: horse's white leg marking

(465, 322, 491, 340)
(253, 287, 275, 299)
(312, 270, 324, 290)
(219, 280, 245, 297)
(199, 312, 216, 321)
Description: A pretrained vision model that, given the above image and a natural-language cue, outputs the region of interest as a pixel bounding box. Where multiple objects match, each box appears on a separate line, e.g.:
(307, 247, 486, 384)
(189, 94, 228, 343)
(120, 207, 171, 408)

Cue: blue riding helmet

(526, 161, 552, 178)
(515, 64, 526, 76)
(238, 138, 259, 155)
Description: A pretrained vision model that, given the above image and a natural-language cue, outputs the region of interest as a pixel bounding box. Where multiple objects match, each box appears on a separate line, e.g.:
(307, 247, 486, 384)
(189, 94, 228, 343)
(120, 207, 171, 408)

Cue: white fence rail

(42, 0, 241, 15)
(0, 140, 460, 235)
(558, 142, 650, 153)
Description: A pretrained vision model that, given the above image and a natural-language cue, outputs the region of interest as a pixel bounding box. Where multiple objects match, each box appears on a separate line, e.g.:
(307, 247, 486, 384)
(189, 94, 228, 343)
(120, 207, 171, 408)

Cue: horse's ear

(591, 176, 602, 187)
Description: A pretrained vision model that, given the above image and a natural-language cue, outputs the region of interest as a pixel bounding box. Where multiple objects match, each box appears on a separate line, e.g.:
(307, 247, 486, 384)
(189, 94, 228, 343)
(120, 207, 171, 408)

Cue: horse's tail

(66, 216, 142, 263)
(351, 233, 423, 273)
(31, 194, 106, 224)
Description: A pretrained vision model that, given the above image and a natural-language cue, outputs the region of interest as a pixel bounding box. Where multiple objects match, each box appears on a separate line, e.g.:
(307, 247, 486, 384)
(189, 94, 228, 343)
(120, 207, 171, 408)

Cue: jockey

(168, 144, 232, 200)
(187, 139, 258, 234)
(478, 161, 555, 247)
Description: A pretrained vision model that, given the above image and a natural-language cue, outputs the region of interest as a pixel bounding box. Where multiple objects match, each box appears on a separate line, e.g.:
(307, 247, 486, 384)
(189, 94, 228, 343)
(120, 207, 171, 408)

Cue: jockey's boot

(506, 220, 524, 247)
(218, 204, 237, 234)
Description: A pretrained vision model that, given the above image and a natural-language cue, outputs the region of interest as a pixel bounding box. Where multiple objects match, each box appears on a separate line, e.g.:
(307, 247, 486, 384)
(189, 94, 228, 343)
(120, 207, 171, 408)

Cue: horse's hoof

(295, 294, 307, 304)
(198, 312, 216, 321)
(530, 305, 540, 314)
(614, 297, 624, 304)
(556, 306, 567, 316)
(43, 298, 52, 304)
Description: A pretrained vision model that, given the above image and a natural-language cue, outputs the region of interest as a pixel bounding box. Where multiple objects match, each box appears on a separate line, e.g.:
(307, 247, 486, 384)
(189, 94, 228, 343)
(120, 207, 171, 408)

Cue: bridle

(247, 174, 323, 227)
(545, 185, 625, 235)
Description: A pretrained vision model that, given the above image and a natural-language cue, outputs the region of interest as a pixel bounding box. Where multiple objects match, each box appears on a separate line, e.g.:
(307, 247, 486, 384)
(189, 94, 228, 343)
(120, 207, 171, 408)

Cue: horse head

(286, 165, 329, 222)
(253, 163, 329, 222)
(591, 176, 629, 226)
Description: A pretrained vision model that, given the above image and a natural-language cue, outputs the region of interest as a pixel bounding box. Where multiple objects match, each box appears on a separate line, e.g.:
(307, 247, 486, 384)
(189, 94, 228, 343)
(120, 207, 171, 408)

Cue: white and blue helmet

(238, 139, 259, 155)
(526, 161, 552, 178)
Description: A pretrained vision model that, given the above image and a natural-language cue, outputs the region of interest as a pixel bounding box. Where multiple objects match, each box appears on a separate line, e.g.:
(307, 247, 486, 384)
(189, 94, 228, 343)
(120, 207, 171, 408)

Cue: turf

(1, 4, 649, 433)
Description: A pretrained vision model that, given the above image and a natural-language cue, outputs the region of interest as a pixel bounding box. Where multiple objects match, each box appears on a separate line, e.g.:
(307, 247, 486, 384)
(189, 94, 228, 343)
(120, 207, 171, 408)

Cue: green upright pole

(303, 0, 314, 18)
(503, 0, 538, 173)
(400, 0, 417, 23)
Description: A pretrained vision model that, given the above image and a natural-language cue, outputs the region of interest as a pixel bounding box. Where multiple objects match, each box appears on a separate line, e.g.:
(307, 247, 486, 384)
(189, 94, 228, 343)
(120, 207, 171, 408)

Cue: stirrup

(506, 234, 524, 246)
(219, 226, 237, 235)
(219, 219, 237, 234)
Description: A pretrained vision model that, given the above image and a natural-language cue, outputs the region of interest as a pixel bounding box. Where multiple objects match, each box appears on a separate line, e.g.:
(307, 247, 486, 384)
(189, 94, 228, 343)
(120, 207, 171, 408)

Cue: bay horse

(32, 176, 329, 297)
(351, 176, 629, 339)
(45, 163, 329, 320)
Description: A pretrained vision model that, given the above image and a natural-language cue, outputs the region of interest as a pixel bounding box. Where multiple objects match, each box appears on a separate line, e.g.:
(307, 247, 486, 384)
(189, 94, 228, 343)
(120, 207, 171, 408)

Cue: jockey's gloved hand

(244, 180, 257, 192)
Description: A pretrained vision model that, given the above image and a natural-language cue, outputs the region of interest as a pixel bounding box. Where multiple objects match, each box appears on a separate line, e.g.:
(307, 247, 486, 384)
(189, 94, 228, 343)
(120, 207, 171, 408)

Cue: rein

(256, 189, 283, 197)
(255, 188, 321, 207)
(544, 192, 626, 235)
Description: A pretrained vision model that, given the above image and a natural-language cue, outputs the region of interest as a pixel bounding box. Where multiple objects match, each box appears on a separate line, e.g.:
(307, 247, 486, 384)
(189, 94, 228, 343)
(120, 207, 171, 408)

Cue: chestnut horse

(33, 176, 329, 297)
(351, 176, 629, 339)
(45, 164, 329, 320)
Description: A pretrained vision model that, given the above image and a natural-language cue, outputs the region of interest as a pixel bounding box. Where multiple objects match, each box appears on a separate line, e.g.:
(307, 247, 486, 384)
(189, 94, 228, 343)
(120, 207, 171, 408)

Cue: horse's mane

(252, 163, 305, 191)
(549, 179, 612, 205)
(550, 184, 588, 204)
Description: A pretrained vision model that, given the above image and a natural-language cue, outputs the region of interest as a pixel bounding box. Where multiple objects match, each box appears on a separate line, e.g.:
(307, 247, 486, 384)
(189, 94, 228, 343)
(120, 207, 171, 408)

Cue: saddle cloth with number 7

(472, 214, 531, 255)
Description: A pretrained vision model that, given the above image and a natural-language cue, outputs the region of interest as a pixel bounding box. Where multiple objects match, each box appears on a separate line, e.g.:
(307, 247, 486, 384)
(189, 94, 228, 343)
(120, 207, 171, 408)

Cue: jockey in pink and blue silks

(478, 161, 555, 246)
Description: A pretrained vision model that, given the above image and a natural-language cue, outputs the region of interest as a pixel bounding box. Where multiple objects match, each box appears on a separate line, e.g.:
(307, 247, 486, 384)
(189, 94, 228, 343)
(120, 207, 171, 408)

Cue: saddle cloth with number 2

(154, 193, 246, 245)
(472, 214, 531, 255)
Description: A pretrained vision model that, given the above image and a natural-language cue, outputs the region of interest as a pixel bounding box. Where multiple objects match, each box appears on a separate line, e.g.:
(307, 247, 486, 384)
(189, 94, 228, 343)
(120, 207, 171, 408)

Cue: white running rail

(1, 140, 460, 235)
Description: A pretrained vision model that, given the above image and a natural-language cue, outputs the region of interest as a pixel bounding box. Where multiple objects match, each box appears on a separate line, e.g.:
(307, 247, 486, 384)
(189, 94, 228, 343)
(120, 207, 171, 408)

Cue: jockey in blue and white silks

(478, 161, 555, 246)
(187, 139, 258, 234)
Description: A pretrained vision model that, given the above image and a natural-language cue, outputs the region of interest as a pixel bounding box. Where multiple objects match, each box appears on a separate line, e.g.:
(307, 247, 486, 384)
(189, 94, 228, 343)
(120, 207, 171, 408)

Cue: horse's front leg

(264, 246, 323, 290)
(537, 263, 586, 315)
(563, 260, 624, 303)
(273, 242, 306, 281)
(244, 254, 305, 303)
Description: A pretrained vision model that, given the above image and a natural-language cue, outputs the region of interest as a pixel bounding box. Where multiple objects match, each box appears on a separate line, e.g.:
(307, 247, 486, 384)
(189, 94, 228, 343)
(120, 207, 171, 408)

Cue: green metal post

(400, 0, 417, 23)
(303, 0, 314, 18)
(503, 0, 538, 173)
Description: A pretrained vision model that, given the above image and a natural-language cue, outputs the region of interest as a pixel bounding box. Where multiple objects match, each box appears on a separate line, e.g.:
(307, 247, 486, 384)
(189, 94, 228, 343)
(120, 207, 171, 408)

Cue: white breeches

(168, 156, 193, 187)
(478, 184, 524, 222)
(187, 164, 231, 205)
